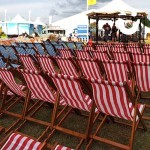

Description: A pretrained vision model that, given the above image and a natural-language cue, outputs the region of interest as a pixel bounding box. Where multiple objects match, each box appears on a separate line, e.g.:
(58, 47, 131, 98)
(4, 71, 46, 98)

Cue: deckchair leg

(22, 90, 31, 120)
(85, 102, 96, 140)
(86, 115, 108, 150)
(51, 93, 60, 129)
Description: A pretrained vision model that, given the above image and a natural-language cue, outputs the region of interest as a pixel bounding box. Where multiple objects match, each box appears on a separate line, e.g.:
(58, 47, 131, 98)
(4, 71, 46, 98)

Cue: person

(103, 23, 111, 42)
(111, 23, 118, 42)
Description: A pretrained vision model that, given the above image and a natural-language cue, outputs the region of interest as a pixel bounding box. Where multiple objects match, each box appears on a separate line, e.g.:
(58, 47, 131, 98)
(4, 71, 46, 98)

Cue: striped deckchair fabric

(127, 47, 142, 53)
(89, 78, 144, 121)
(18, 54, 39, 71)
(55, 57, 80, 77)
(49, 73, 93, 112)
(102, 60, 132, 84)
(18, 69, 63, 104)
(143, 47, 150, 54)
(37, 55, 56, 73)
(59, 49, 72, 58)
(0, 68, 27, 97)
(54, 145, 74, 150)
(87, 78, 146, 149)
(1, 133, 44, 150)
(132, 62, 150, 92)
(131, 53, 150, 62)
(74, 50, 92, 59)
(83, 46, 94, 51)
(76, 58, 104, 79)
(95, 45, 110, 51)
(112, 51, 131, 61)
(92, 50, 111, 61)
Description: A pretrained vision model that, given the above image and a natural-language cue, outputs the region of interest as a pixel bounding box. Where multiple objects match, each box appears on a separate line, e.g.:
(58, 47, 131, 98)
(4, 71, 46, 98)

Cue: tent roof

(87, 0, 147, 19)
(34, 17, 45, 25)
(11, 14, 28, 23)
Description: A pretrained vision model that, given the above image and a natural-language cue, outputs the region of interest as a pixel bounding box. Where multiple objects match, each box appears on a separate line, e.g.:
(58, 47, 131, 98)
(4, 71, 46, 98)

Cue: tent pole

(96, 14, 99, 44)
(143, 17, 146, 43)
(139, 18, 142, 44)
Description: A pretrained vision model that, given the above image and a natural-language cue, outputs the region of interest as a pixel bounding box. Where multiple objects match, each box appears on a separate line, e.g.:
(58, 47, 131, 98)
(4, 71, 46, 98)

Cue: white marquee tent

(52, 0, 149, 38)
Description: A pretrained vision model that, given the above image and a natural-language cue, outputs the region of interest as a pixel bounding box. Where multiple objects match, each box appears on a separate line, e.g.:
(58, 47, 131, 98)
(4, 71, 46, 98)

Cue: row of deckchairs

(0, 64, 147, 150)
(0, 44, 149, 149)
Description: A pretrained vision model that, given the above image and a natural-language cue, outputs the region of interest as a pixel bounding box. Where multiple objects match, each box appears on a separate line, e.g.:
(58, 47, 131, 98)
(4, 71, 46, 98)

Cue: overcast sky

(0, 0, 149, 23)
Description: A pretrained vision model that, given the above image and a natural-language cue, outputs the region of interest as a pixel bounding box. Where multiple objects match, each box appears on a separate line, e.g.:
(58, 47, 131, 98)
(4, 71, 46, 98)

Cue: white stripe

(7, 134, 21, 150)
(32, 141, 41, 150)
(15, 136, 27, 149)
(23, 139, 34, 150)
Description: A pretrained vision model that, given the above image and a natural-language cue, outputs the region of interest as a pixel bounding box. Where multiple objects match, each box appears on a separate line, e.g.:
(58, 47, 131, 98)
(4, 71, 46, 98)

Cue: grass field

(0, 96, 149, 150)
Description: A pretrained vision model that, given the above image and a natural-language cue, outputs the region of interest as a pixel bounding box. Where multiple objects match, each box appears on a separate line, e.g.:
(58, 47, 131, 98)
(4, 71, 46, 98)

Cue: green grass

(0, 96, 149, 150)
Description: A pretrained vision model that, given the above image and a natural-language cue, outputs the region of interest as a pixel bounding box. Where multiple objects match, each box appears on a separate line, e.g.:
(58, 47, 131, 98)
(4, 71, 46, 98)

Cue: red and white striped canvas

(131, 53, 150, 63)
(54, 144, 74, 150)
(19, 54, 38, 71)
(1, 133, 42, 150)
(77, 58, 103, 79)
(18, 69, 59, 104)
(37, 55, 56, 73)
(55, 57, 79, 77)
(59, 49, 72, 58)
(83, 46, 94, 51)
(92, 50, 109, 61)
(0, 68, 27, 97)
(48, 73, 93, 112)
(102, 60, 132, 88)
(112, 51, 130, 61)
(95, 45, 109, 51)
(133, 62, 150, 92)
(89, 78, 144, 121)
(75, 50, 92, 59)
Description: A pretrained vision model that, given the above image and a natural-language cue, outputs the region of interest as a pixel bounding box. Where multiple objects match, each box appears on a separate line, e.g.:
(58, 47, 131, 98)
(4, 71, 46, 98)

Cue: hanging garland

(117, 18, 140, 35)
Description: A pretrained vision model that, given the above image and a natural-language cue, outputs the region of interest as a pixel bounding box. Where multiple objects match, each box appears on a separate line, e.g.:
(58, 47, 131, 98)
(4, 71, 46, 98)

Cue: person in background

(111, 23, 118, 42)
(103, 23, 111, 42)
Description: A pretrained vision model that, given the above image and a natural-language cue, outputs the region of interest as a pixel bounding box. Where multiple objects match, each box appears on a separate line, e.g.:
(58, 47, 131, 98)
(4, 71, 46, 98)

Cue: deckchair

(74, 50, 93, 59)
(4, 46, 19, 62)
(92, 50, 111, 61)
(48, 72, 98, 148)
(95, 45, 110, 51)
(18, 54, 40, 71)
(54, 57, 81, 77)
(34, 43, 47, 55)
(0, 68, 36, 133)
(102, 60, 135, 93)
(17, 69, 66, 130)
(75, 58, 105, 79)
(111, 51, 132, 61)
(37, 55, 58, 73)
(14, 46, 27, 55)
(75, 42, 84, 50)
(0, 132, 46, 150)
(83, 46, 94, 51)
(0, 131, 74, 150)
(131, 62, 150, 115)
(45, 44, 58, 56)
(130, 52, 150, 62)
(59, 49, 73, 58)
(87, 78, 147, 150)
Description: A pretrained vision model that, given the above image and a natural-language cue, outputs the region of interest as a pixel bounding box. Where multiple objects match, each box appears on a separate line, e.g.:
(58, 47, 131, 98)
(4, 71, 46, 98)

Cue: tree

(141, 16, 150, 27)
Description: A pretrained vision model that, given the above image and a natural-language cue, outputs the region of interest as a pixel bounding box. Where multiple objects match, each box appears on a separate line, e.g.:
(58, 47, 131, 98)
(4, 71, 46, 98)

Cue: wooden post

(96, 14, 99, 44)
